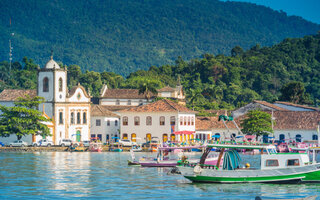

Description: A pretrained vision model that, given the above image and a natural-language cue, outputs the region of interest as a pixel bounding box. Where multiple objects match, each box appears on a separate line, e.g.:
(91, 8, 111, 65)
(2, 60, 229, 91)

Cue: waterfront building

(118, 99, 196, 143)
(90, 105, 120, 143)
(0, 56, 91, 145)
(157, 85, 186, 105)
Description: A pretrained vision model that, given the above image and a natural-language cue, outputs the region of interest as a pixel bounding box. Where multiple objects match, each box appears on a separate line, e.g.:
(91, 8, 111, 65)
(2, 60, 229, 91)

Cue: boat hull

(178, 163, 320, 183)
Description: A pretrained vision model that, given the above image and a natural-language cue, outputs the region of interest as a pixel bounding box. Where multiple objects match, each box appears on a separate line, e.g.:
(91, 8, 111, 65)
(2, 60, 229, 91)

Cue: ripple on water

(0, 152, 320, 199)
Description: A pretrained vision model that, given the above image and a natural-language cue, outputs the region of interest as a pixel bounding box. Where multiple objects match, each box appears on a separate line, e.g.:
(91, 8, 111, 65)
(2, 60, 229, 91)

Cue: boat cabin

(261, 153, 309, 170)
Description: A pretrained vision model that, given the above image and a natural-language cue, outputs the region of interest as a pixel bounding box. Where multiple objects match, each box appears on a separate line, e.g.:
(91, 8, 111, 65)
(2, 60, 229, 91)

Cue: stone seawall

(0, 146, 150, 152)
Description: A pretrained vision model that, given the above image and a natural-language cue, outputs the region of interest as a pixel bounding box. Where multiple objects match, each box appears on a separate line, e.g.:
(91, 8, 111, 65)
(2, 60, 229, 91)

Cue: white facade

(37, 58, 91, 145)
(91, 116, 119, 143)
(119, 112, 195, 143)
(100, 98, 147, 106)
(274, 129, 319, 142)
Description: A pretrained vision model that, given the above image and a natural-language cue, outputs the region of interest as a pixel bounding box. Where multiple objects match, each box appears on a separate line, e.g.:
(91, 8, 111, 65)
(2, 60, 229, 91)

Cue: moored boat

(89, 143, 102, 152)
(177, 144, 320, 183)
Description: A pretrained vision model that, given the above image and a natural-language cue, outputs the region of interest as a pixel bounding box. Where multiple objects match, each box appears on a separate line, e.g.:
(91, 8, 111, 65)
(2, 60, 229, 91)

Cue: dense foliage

(1, 0, 319, 76)
(240, 110, 273, 139)
(0, 96, 51, 140)
(0, 34, 320, 110)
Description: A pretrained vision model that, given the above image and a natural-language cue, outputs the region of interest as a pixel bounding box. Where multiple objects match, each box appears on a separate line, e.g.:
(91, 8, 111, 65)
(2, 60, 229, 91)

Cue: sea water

(0, 152, 320, 199)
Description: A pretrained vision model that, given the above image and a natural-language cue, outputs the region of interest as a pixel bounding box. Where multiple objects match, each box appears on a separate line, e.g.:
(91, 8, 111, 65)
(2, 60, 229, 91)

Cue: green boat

(177, 144, 320, 183)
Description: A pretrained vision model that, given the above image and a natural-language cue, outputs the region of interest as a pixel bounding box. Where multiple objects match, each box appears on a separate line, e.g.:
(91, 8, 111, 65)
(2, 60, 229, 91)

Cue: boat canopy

(223, 150, 241, 170)
(158, 146, 205, 150)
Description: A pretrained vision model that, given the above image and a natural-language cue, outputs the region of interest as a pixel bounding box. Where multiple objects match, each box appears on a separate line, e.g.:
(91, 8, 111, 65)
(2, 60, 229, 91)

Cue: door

(76, 130, 81, 142)
(163, 134, 168, 142)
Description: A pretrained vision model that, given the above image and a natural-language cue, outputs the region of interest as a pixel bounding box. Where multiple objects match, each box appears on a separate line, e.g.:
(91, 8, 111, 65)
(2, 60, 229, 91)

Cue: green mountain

(0, 0, 319, 76)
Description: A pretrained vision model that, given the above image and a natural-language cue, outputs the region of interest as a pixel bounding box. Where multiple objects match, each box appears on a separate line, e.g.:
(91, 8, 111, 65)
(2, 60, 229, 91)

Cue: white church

(0, 56, 91, 145)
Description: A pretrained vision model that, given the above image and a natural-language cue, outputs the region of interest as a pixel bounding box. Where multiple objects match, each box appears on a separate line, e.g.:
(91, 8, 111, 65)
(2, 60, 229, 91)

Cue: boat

(128, 150, 141, 166)
(138, 146, 220, 167)
(131, 144, 142, 152)
(177, 144, 320, 183)
(89, 143, 102, 152)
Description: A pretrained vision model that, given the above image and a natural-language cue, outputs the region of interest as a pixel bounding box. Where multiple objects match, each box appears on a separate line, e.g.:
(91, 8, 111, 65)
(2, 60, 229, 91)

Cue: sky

(221, 0, 320, 24)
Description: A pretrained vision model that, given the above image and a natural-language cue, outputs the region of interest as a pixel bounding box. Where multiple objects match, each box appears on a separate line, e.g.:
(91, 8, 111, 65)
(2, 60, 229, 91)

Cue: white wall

(274, 129, 318, 142)
(100, 98, 147, 106)
(90, 116, 119, 143)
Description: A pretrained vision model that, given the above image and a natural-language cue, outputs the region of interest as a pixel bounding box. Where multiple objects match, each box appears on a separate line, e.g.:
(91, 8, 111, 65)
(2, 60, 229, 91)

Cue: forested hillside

(1, 34, 320, 110)
(0, 0, 319, 76)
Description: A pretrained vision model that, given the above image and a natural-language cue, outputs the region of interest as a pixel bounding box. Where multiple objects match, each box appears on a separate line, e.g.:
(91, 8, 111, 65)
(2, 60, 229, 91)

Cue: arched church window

(77, 112, 81, 124)
(59, 112, 63, 124)
(70, 112, 75, 124)
(83, 112, 87, 124)
(43, 77, 49, 92)
(59, 78, 63, 92)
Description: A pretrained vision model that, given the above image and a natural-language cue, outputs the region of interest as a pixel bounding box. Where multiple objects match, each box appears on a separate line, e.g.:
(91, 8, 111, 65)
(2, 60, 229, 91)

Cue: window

(313, 135, 318, 140)
(123, 116, 128, 126)
(131, 133, 136, 142)
(170, 134, 175, 141)
(191, 116, 194, 125)
(59, 78, 63, 92)
(287, 159, 300, 166)
(139, 99, 143, 105)
(180, 116, 183, 125)
(266, 159, 279, 167)
(146, 116, 152, 126)
(59, 112, 63, 124)
(83, 112, 87, 124)
(123, 133, 128, 140)
(77, 112, 81, 124)
(170, 116, 175, 125)
(134, 116, 140, 126)
(146, 133, 151, 142)
(160, 116, 165, 126)
(97, 134, 102, 141)
(279, 134, 285, 142)
(184, 116, 187, 125)
(214, 133, 220, 141)
(116, 99, 120, 105)
(70, 112, 74, 124)
(188, 116, 191, 125)
(128, 100, 131, 105)
(115, 120, 118, 126)
(43, 77, 49, 92)
(163, 134, 168, 142)
(96, 119, 101, 126)
(107, 120, 110, 126)
(106, 134, 110, 142)
(296, 134, 302, 142)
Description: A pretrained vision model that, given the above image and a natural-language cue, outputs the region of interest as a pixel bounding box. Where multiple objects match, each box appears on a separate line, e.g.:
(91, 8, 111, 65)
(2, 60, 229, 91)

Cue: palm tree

(138, 79, 159, 101)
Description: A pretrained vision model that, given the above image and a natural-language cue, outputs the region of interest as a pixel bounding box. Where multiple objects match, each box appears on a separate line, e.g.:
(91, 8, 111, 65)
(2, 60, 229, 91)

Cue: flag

(171, 125, 175, 133)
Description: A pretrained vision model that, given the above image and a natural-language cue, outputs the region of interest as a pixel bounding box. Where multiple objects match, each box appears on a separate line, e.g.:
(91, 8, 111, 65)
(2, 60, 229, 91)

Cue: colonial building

(118, 99, 196, 143)
(37, 57, 91, 144)
(0, 56, 91, 145)
(90, 105, 120, 143)
(99, 85, 156, 111)
(157, 85, 185, 105)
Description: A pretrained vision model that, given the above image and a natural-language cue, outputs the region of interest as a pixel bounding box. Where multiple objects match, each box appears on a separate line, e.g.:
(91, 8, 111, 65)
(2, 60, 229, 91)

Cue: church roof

(68, 83, 91, 98)
(101, 89, 156, 99)
(91, 105, 119, 117)
(0, 89, 37, 101)
(119, 99, 196, 113)
(45, 57, 60, 69)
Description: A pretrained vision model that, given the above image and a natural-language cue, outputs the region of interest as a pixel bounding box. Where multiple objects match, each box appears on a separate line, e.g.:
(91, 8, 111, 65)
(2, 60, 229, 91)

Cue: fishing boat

(177, 144, 320, 183)
(89, 143, 102, 152)
(138, 146, 220, 167)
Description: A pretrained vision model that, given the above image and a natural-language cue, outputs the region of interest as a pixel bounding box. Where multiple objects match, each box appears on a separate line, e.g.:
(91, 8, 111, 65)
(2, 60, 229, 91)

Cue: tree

(279, 81, 312, 104)
(138, 78, 160, 100)
(240, 110, 273, 140)
(0, 95, 51, 140)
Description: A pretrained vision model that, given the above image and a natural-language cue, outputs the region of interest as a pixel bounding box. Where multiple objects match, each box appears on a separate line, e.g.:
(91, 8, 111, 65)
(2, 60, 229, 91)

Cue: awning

(173, 131, 195, 135)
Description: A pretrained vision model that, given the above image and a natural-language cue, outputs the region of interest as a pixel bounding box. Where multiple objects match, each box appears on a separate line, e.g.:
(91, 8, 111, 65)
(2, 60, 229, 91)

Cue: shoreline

(0, 146, 150, 152)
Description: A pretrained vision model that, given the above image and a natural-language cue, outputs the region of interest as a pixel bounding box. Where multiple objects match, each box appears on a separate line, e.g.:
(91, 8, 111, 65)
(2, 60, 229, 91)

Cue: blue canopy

(212, 135, 220, 138)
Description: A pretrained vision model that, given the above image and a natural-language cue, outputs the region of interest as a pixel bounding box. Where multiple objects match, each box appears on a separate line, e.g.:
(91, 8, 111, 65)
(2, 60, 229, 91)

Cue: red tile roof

(158, 86, 176, 92)
(196, 116, 244, 131)
(253, 100, 288, 111)
(196, 111, 320, 131)
(119, 99, 196, 113)
(101, 89, 156, 99)
(271, 111, 320, 130)
(274, 101, 319, 111)
(91, 105, 119, 117)
(0, 89, 37, 101)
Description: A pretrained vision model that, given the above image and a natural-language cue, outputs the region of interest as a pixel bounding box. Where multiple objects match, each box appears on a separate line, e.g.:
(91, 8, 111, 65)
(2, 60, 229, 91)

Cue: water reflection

(0, 152, 320, 199)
